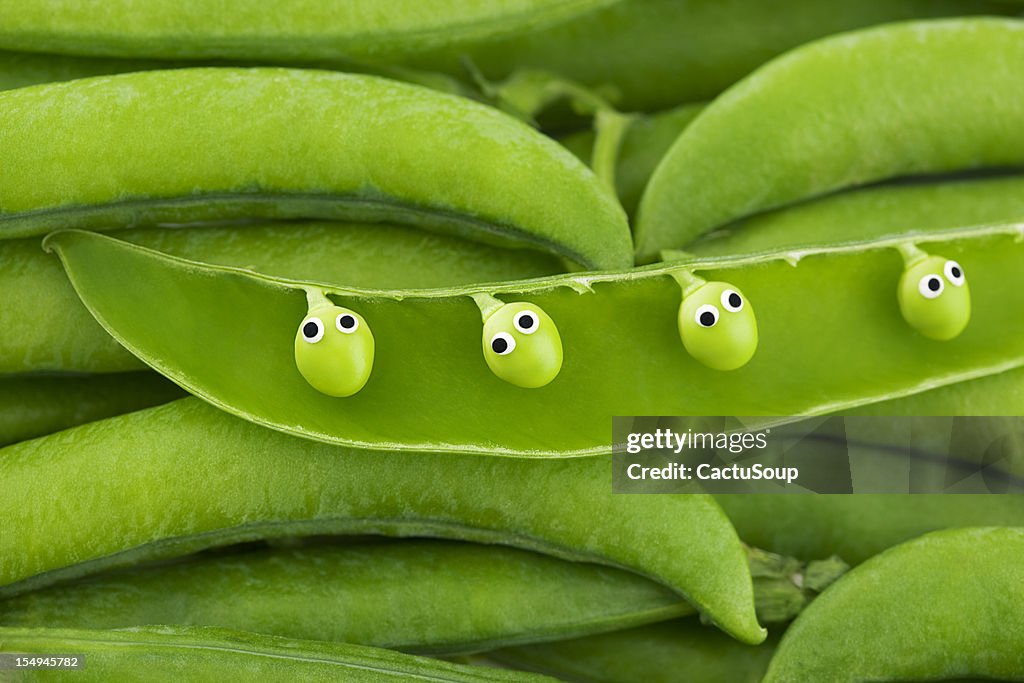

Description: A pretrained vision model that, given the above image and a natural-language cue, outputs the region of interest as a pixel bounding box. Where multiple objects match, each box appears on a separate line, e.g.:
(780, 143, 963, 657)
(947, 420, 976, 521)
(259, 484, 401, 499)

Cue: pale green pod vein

(637, 18, 1024, 258)
(0, 398, 763, 645)
(763, 528, 1024, 682)
(0, 626, 557, 683)
(0, 68, 631, 270)
(43, 224, 1024, 456)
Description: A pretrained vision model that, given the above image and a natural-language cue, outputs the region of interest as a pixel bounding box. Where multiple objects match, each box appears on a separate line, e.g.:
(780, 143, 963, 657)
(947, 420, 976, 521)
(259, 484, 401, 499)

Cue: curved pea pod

(0, 68, 631, 271)
(0, 626, 556, 683)
(636, 18, 1024, 258)
(763, 528, 1024, 682)
(45, 223, 1024, 455)
(0, 373, 183, 446)
(0, 398, 764, 645)
(0, 222, 563, 375)
(489, 620, 778, 683)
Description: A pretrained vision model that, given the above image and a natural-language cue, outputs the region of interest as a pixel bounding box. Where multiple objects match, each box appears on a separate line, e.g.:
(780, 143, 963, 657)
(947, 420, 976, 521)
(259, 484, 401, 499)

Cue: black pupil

(492, 337, 509, 354)
(951, 266, 961, 278)
(699, 312, 716, 327)
(303, 322, 319, 338)
(339, 315, 355, 329)
(728, 293, 741, 308)
(928, 277, 941, 291)
(519, 314, 535, 329)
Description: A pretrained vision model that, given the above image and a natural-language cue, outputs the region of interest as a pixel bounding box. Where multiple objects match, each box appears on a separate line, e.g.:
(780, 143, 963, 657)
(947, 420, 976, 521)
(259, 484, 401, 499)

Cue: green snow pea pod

(476, 296, 563, 389)
(0, 222, 563, 375)
(0, 398, 764, 645)
(46, 224, 1024, 455)
(637, 18, 1024, 258)
(295, 291, 374, 397)
(0, 373, 183, 447)
(0, 542, 836, 653)
(488, 620, 779, 683)
(689, 174, 1024, 258)
(0, 0, 617, 61)
(763, 527, 1024, 682)
(0, 626, 555, 682)
(0, 68, 631, 270)
(896, 245, 970, 340)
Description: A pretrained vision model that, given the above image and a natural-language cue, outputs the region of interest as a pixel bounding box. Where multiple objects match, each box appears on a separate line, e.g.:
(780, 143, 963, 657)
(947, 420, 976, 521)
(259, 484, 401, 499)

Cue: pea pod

(0, 626, 555, 682)
(763, 527, 1024, 682)
(0, 398, 764, 644)
(0, 373, 183, 447)
(0, 68, 631, 270)
(45, 224, 1024, 455)
(636, 18, 1024, 258)
(0, 541, 837, 654)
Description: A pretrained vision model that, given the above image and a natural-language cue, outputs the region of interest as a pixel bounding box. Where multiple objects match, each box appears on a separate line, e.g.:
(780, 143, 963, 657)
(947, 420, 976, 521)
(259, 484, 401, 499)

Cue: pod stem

(668, 268, 707, 298)
(896, 242, 929, 266)
(470, 292, 505, 322)
(591, 108, 637, 194)
(304, 288, 333, 311)
(745, 545, 850, 623)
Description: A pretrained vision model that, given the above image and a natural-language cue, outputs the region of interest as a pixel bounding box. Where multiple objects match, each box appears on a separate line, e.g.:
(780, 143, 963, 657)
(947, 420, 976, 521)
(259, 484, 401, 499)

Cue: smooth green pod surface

(295, 297, 374, 397)
(763, 528, 1024, 682)
(0, 222, 563, 375)
(676, 280, 757, 371)
(637, 18, 1024, 258)
(897, 252, 970, 340)
(489, 620, 778, 683)
(0, 626, 555, 682)
(0, 398, 763, 644)
(0, 373, 183, 447)
(45, 224, 1024, 455)
(0, 68, 631, 270)
(480, 301, 563, 389)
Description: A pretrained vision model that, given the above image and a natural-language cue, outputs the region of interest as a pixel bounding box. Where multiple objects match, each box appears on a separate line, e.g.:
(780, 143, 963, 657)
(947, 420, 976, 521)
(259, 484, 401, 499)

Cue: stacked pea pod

(3, 4, 1024, 682)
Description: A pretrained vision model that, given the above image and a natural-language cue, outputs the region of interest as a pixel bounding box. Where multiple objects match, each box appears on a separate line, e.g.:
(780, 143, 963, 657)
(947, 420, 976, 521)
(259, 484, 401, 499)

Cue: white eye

(720, 289, 744, 313)
(944, 260, 965, 287)
(695, 304, 719, 328)
(490, 332, 516, 356)
(918, 274, 944, 299)
(336, 313, 360, 334)
(301, 317, 324, 344)
(513, 310, 539, 335)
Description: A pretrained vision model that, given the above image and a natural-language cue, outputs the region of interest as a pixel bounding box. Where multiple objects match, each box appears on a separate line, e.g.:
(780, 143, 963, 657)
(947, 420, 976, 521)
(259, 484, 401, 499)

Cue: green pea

(897, 251, 970, 341)
(676, 279, 758, 371)
(762, 527, 1024, 682)
(43, 224, 1024, 456)
(0, 625, 555, 682)
(480, 300, 563, 389)
(294, 293, 374, 397)
(0, 398, 765, 645)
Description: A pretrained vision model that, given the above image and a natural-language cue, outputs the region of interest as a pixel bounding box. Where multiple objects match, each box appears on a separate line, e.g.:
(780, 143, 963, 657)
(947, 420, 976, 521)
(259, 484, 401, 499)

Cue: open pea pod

(0, 626, 556, 682)
(46, 223, 1024, 456)
(636, 17, 1024, 257)
(0, 68, 631, 270)
(0, 398, 764, 645)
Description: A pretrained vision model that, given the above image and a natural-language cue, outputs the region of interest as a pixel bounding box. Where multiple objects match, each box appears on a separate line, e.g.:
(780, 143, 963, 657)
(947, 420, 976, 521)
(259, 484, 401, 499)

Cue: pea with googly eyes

(473, 294, 562, 389)
(672, 272, 758, 371)
(294, 290, 374, 397)
(896, 245, 970, 341)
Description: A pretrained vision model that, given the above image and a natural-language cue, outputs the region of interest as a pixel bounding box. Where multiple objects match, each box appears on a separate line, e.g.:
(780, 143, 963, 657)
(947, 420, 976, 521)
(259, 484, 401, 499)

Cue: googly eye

(944, 260, 965, 287)
(490, 332, 516, 356)
(513, 311, 539, 335)
(918, 274, 944, 299)
(336, 313, 359, 334)
(695, 304, 719, 328)
(300, 317, 324, 344)
(720, 289, 744, 313)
